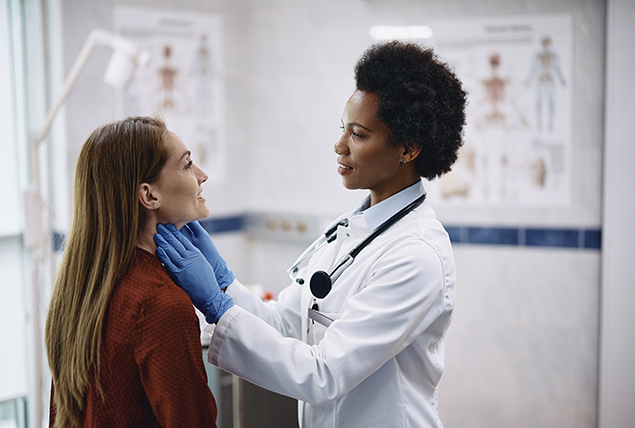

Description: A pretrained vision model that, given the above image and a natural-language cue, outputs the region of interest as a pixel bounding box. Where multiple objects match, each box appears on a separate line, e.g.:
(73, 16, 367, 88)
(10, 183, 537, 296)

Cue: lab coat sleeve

(209, 237, 451, 404)
(224, 278, 304, 339)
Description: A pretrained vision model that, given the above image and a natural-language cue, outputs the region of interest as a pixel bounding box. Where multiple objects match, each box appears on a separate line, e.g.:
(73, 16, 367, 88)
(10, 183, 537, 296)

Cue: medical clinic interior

(1, 0, 633, 427)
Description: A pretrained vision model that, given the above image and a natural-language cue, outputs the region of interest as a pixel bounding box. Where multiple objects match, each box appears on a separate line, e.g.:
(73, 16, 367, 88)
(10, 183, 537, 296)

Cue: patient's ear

(138, 183, 160, 210)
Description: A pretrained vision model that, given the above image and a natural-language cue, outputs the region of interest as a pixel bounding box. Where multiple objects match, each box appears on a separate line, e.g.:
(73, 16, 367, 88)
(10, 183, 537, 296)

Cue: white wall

(599, 0, 635, 426)
(242, 4, 604, 425)
(233, 2, 607, 427)
(28, 0, 614, 427)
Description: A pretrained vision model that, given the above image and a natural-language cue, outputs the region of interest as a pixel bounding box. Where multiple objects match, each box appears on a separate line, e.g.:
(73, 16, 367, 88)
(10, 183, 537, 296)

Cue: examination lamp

(23, 29, 149, 428)
(24, 29, 149, 251)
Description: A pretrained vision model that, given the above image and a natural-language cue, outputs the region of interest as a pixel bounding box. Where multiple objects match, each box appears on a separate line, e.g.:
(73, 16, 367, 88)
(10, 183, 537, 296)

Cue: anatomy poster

(426, 14, 572, 207)
(114, 6, 226, 183)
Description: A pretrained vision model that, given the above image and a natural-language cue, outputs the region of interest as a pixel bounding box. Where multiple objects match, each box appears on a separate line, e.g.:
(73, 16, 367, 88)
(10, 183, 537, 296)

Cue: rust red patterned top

(50, 248, 218, 428)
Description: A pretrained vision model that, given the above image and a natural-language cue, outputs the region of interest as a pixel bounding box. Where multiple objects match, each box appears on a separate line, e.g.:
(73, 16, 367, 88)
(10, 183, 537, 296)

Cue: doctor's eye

(186, 160, 193, 169)
(339, 126, 361, 138)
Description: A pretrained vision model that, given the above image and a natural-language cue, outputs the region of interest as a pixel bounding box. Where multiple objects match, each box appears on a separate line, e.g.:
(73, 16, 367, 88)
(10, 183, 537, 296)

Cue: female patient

(45, 116, 217, 428)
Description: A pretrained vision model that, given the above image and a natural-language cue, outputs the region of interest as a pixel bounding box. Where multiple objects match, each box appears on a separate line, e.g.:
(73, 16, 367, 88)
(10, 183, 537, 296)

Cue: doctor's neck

(369, 177, 421, 207)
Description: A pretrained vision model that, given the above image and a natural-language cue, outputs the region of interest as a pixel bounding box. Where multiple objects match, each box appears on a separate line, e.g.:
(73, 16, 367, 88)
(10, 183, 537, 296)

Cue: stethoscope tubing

(286, 235, 327, 279)
(309, 193, 427, 298)
(287, 218, 349, 280)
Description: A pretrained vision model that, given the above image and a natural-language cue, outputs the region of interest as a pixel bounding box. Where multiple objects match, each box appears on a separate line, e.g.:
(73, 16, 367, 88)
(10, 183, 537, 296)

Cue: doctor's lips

(337, 162, 353, 174)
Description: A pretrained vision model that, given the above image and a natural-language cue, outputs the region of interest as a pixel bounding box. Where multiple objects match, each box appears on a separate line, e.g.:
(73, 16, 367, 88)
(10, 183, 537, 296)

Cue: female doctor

(155, 40, 467, 428)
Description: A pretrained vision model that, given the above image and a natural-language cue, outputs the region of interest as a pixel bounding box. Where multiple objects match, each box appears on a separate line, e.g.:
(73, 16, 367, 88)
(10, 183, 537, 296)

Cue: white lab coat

(207, 181, 456, 427)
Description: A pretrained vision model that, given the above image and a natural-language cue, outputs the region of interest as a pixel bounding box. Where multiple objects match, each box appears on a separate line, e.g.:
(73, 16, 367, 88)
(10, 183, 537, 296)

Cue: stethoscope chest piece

(294, 193, 426, 300)
(310, 270, 332, 299)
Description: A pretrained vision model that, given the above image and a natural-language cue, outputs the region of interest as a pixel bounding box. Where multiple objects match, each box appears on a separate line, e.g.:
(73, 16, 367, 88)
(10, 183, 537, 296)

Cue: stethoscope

(287, 193, 426, 300)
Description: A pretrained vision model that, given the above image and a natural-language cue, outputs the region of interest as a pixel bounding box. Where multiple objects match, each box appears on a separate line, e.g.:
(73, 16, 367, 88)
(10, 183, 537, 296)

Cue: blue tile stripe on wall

(444, 226, 601, 249)
(52, 216, 601, 251)
(199, 215, 244, 234)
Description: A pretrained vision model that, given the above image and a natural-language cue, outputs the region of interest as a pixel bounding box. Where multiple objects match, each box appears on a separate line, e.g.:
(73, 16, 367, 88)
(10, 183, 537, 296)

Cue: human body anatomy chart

(427, 14, 572, 207)
(114, 6, 226, 183)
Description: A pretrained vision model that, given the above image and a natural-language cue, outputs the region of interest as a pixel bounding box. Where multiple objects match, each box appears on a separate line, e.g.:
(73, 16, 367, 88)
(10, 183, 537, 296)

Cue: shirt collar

(351, 180, 426, 230)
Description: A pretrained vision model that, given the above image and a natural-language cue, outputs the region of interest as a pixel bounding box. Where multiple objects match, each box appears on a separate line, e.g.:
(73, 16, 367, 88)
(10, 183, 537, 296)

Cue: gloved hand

(180, 221, 235, 290)
(155, 223, 234, 324)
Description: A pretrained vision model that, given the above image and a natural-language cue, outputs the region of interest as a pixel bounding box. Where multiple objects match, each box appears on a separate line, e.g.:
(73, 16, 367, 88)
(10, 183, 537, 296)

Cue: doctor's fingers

(179, 223, 195, 244)
(154, 232, 185, 260)
(155, 231, 189, 267)
(155, 243, 179, 273)
(165, 223, 202, 252)
(157, 223, 195, 255)
(186, 220, 208, 238)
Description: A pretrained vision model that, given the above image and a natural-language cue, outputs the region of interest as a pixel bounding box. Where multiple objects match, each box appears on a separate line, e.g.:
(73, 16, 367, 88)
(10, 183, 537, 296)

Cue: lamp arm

(26, 29, 106, 250)
(25, 29, 148, 251)
(32, 30, 104, 146)
(32, 29, 145, 147)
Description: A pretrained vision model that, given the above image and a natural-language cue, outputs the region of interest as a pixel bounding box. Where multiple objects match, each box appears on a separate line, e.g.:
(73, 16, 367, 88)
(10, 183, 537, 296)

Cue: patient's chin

(173, 221, 188, 230)
(174, 215, 207, 230)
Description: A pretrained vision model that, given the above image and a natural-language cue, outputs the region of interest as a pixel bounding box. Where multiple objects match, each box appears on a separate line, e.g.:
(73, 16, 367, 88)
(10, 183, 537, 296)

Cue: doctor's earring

(401, 159, 407, 164)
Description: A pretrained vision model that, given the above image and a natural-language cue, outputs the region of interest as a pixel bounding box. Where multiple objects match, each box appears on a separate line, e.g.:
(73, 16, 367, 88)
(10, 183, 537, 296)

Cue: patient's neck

(136, 213, 187, 254)
(137, 214, 159, 254)
(136, 221, 158, 254)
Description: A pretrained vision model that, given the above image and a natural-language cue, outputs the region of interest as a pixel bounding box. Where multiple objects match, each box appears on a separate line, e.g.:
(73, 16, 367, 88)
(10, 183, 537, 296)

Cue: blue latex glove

(155, 223, 234, 324)
(180, 221, 235, 290)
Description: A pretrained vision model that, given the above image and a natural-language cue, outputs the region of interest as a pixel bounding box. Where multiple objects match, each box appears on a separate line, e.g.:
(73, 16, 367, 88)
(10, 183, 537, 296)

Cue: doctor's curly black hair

(354, 40, 468, 180)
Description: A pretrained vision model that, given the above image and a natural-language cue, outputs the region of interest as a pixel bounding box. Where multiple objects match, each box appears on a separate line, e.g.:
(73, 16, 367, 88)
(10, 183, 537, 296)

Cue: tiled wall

(441, 245, 600, 428)
(199, 215, 602, 427)
(237, 4, 604, 427)
(58, 0, 606, 427)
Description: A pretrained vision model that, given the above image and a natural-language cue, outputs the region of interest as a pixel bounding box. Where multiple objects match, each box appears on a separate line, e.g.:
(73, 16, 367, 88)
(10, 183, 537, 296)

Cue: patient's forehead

(165, 131, 189, 161)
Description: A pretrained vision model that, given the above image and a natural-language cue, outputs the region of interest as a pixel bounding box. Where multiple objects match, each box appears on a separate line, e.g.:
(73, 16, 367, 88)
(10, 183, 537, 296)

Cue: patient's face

(154, 132, 210, 228)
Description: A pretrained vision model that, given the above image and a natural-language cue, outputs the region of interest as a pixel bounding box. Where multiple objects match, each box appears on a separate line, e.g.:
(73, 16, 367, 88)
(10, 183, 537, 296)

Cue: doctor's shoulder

(374, 215, 455, 290)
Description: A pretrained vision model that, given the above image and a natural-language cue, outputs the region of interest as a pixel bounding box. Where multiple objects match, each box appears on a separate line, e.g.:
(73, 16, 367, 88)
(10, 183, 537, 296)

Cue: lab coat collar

(351, 180, 427, 231)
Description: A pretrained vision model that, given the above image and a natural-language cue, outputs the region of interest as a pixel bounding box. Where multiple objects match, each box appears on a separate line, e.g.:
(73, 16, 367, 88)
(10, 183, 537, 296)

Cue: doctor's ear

(138, 183, 160, 211)
(402, 146, 421, 163)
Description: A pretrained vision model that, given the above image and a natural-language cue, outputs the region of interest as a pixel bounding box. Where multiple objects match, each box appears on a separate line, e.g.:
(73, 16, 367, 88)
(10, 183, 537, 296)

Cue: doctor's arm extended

(156, 223, 451, 405)
(156, 222, 306, 336)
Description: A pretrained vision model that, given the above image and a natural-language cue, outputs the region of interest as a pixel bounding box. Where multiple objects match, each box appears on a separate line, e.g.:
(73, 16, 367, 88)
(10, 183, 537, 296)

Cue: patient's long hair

(45, 116, 170, 427)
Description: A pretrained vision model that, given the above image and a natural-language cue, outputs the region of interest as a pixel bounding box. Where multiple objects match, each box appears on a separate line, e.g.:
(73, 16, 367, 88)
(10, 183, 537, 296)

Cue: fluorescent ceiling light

(369, 26, 433, 40)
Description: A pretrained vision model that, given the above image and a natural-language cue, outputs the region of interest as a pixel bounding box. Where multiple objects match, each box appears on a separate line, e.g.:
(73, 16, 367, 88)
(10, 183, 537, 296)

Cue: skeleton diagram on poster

(114, 6, 226, 183)
(426, 14, 572, 207)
